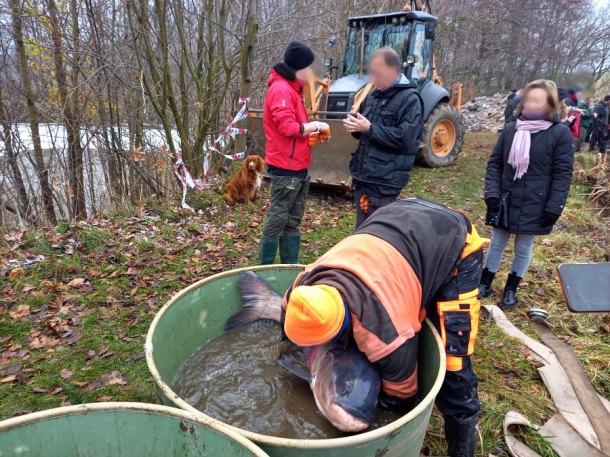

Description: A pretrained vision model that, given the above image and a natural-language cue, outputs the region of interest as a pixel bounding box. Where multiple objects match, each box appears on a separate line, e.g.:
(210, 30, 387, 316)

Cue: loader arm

(304, 76, 332, 117)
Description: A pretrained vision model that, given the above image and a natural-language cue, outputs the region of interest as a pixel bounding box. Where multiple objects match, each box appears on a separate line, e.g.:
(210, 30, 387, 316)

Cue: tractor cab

(337, 11, 435, 83)
(325, 11, 446, 121)
(324, 11, 436, 114)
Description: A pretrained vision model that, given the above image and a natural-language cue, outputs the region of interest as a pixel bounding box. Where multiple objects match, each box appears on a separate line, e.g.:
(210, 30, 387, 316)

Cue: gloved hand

(485, 197, 499, 212)
(541, 211, 560, 226)
(359, 194, 369, 214)
(308, 122, 331, 146)
(311, 121, 329, 132)
(485, 197, 499, 225)
(378, 391, 417, 414)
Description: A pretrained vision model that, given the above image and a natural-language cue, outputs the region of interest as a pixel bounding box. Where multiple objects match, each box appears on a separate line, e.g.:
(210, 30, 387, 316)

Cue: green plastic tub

(146, 265, 446, 457)
(0, 402, 268, 457)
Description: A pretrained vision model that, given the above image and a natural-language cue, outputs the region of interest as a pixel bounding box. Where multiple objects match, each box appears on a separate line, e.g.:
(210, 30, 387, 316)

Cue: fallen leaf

(32, 387, 48, 393)
(96, 396, 113, 401)
(22, 285, 35, 292)
(9, 268, 25, 280)
(100, 370, 127, 386)
(0, 375, 17, 383)
(130, 351, 145, 362)
(9, 305, 30, 320)
(66, 277, 85, 287)
(60, 369, 73, 379)
(3, 364, 23, 376)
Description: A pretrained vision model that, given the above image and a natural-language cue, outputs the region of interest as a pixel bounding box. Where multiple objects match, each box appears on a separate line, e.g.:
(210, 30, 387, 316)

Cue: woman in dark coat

(479, 79, 574, 310)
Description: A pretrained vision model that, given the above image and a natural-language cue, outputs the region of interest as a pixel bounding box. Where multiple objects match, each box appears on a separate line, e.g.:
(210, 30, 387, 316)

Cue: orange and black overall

(284, 198, 487, 457)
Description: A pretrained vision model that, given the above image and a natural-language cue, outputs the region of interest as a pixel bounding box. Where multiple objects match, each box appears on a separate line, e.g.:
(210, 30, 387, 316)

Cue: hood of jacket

(268, 66, 305, 93)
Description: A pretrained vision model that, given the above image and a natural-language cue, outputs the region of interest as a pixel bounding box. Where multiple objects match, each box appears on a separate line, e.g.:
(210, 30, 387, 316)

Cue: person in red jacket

(260, 42, 329, 264)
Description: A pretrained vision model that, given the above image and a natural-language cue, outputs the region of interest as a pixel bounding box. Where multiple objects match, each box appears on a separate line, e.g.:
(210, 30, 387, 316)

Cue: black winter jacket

(593, 102, 609, 128)
(484, 121, 574, 235)
(349, 80, 423, 196)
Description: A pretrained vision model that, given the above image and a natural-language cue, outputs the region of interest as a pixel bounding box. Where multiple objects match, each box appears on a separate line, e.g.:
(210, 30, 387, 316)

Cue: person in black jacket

(590, 95, 610, 152)
(343, 47, 424, 228)
(480, 80, 574, 309)
(504, 88, 521, 124)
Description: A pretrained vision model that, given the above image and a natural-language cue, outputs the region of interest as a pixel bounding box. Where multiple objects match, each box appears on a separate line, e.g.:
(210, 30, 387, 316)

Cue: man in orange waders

(282, 198, 488, 457)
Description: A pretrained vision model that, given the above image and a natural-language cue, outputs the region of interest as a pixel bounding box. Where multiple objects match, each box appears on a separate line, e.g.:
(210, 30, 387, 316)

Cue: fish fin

(224, 271, 282, 331)
(278, 351, 311, 382)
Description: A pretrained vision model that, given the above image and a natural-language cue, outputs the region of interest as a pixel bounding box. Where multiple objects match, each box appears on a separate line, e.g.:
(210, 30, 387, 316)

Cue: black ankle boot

(500, 272, 522, 310)
(478, 267, 495, 298)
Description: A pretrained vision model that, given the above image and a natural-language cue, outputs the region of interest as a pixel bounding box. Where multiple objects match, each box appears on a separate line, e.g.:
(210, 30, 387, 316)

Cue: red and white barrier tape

(203, 98, 249, 176)
(167, 98, 249, 212)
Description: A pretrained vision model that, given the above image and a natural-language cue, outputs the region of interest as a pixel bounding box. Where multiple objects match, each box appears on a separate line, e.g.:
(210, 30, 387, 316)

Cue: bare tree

(45, 0, 87, 220)
(8, 0, 57, 225)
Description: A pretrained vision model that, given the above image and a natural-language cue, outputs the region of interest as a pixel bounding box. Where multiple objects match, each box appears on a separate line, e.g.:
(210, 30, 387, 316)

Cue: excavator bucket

(247, 113, 356, 188)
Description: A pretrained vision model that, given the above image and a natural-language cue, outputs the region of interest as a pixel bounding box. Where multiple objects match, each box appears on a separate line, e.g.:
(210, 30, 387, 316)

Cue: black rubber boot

(445, 415, 478, 457)
(478, 267, 495, 298)
(500, 272, 522, 310)
(259, 238, 278, 265)
(279, 234, 300, 264)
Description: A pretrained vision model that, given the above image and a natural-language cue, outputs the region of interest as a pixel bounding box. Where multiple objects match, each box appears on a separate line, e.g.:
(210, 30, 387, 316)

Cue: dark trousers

(262, 175, 310, 240)
(574, 126, 586, 152)
(585, 125, 593, 143)
(590, 126, 607, 152)
(353, 188, 397, 228)
(428, 248, 482, 443)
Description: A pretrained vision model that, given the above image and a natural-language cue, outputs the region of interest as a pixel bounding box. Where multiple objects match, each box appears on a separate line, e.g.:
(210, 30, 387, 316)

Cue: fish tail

(225, 271, 282, 331)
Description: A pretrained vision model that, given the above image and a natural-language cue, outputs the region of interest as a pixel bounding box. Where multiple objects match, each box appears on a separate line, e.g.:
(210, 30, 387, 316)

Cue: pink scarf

(508, 119, 553, 179)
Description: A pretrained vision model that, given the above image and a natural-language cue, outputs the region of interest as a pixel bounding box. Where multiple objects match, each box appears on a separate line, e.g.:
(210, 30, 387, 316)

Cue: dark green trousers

(262, 175, 310, 240)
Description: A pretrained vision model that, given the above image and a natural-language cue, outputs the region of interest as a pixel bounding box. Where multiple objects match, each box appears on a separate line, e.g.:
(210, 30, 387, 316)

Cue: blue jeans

(484, 228, 536, 277)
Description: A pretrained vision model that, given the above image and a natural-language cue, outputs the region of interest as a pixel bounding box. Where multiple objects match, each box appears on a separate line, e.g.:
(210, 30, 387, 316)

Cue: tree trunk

(9, 0, 57, 225)
(235, 0, 260, 157)
(46, 0, 87, 221)
(0, 84, 31, 223)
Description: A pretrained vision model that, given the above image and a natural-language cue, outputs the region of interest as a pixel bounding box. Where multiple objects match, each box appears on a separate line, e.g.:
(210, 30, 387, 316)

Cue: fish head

(309, 345, 380, 432)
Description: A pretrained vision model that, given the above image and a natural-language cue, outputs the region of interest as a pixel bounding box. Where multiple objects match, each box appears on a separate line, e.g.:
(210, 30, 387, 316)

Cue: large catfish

(225, 271, 380, 433)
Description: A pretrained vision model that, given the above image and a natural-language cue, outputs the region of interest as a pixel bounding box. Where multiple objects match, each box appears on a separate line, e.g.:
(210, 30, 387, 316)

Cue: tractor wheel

(417, 102, 464, 168)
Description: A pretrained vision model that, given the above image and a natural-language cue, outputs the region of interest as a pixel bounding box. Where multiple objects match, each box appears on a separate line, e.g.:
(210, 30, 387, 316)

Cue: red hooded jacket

(263, 69, 311, 171)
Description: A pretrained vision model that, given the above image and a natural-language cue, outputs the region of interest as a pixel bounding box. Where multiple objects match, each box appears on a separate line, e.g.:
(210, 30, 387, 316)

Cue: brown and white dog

(223, 155, 265, 205)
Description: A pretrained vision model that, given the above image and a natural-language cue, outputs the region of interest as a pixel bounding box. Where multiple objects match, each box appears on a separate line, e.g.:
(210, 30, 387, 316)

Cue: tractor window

(343, 22, 411, 77)
(410, 23, 432, 80)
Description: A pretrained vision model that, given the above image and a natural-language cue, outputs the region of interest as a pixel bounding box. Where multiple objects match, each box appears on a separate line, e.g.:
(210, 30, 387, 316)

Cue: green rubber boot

(259, 238, 279, 265)
(279, 234, 301, 264)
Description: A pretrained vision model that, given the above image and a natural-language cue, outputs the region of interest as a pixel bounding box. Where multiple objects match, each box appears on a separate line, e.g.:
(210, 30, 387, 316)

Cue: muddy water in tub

(172, 321, 400, 439)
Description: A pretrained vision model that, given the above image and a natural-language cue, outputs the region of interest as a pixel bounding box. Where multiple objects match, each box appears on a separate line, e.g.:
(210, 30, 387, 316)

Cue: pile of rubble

(461, 92, 508, 132)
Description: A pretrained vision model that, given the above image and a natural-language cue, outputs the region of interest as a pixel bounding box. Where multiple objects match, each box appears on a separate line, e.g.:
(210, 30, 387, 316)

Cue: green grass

(1, 132, 608, 456)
